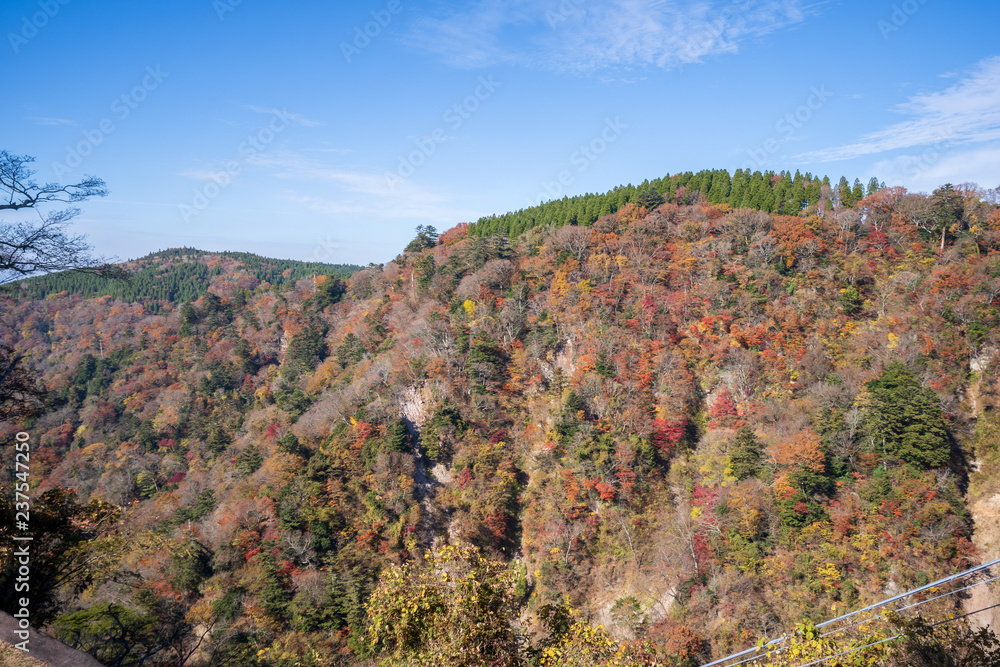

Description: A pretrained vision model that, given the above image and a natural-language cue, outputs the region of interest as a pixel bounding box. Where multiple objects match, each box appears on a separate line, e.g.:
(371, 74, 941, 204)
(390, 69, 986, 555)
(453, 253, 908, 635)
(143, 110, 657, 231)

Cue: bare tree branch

(0, 343, 45, 421)
(0, 150, 126, 285)
(0, 150, 108, 211)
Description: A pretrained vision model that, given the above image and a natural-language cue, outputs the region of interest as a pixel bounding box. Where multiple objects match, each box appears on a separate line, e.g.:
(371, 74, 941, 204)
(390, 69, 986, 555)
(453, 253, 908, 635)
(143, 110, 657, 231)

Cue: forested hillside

(470, 169, 883, 238)
(11, 248, 362, 308)
(4, 178, 1000, 665)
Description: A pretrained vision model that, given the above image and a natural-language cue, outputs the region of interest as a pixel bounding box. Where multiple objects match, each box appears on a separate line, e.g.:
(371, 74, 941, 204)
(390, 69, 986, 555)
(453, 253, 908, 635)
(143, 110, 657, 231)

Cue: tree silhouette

(0, 343, 45, 420)
(405, 225, 439, 253)
(0, 150, 126, 285)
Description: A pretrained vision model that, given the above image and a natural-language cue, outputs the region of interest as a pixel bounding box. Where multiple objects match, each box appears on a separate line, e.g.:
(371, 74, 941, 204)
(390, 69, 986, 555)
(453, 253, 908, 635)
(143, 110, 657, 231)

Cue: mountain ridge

(7, 246, 363, 307)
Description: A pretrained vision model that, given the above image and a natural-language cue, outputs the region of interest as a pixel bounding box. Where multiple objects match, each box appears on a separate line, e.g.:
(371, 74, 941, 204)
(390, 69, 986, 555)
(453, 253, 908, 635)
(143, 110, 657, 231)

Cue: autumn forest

(5, 171, 1000, 665)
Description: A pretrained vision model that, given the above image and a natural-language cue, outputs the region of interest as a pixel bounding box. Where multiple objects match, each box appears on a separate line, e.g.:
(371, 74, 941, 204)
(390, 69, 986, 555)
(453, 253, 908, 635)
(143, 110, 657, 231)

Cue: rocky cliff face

(964, 352, 1000, 629)
(0, 612, 103, 667)
(967, 492, 1000, 629)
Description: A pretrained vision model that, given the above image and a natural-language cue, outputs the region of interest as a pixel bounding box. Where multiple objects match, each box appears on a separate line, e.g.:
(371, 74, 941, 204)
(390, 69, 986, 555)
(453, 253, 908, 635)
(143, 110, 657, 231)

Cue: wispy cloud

(104, 198, 293, 215)
(284, 191, 482, 225)
(244, 104, 322, 127)
(177, 168, 229, 182)
(873, 145, 1000, 193)
(241, 151, 483, 223)
(28, 116, 79, 126)
(798, 56, 1000, 162)
(405, 0, 813, 72)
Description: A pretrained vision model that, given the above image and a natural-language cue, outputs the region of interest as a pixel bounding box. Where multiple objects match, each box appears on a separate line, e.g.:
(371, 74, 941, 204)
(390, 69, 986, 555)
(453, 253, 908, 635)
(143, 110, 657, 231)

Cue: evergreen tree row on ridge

(469, 168, 884, 238)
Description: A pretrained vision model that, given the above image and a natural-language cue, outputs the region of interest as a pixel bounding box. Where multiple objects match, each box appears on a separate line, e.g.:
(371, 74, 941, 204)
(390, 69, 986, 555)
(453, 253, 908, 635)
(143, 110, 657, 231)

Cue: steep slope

(2, 184, 1000, 664)
(0, 611, 103, 667)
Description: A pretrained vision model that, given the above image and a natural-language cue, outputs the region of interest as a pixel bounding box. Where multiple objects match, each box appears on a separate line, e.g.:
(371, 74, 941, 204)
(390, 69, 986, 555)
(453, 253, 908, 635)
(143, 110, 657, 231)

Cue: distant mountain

(7, 247, 363, 307)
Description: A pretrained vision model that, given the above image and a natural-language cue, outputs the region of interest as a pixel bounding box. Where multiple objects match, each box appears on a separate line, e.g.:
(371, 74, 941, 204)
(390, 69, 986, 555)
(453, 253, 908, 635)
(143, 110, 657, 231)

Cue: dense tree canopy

(2, 172, 1000, 665)
(861, 362, 950, 469)
(468, 168, 869, 238)
(12, 247, 361, 305)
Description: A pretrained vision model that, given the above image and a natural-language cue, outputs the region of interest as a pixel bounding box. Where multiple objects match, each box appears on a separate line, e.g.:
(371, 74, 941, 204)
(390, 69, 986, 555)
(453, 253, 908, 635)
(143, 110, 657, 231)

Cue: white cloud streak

(29, 116, 79, 126)
(405, 0, 813, 72)
(872, 145, 1000, 193)
(799, 56, 1000, 162)
(177, 168, 229, 182)
(238, 151, 483, 223)
(244, 105, 322, 127)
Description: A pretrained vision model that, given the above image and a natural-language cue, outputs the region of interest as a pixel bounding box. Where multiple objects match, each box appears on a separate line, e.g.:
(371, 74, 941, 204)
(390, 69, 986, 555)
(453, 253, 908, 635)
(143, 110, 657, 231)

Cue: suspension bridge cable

(814, 573, 1000, 642)
(796, 601, 1000, 667)
(716, 578, 1000, 667)
(702, 558, 1000, 667)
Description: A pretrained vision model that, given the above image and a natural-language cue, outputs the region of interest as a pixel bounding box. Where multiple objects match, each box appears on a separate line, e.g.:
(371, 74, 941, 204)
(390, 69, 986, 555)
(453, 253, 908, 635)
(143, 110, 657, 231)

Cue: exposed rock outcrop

(0, 612, 102, 667)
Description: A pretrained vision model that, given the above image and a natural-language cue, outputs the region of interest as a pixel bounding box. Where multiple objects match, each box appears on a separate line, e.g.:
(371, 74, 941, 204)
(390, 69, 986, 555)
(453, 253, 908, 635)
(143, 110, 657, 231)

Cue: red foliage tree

(709, 388, 737, 426)
(438, 223, 470, 247)
(652, 418, 687, 455)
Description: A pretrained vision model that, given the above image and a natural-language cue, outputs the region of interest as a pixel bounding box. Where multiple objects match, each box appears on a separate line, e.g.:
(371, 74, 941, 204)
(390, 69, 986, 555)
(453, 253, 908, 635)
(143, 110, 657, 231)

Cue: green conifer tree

(863, 362, 950, 469)
(730, 426, 763, 481)
(837, 176, 853, 207)
(867, 176, 881, 197)
(806, 180, 821, 206)
(852, 178, 865, 202)
(708, 169, 732, 204)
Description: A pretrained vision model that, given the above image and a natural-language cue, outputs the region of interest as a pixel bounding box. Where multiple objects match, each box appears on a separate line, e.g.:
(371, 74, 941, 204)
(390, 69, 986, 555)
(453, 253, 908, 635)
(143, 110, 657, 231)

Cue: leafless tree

(895, 193, 935, 235)
(0, 343, 45, 420)
(1, 150, 126, 285)
(498, 283, 529, 345)
(550, 224, 591, 260)
(984, 185, 1000, 206)
(748, 231, 778, 268)
(727, 347, 760, 404)
(872, 275, 899, 318)
(723, 208, 771, 247)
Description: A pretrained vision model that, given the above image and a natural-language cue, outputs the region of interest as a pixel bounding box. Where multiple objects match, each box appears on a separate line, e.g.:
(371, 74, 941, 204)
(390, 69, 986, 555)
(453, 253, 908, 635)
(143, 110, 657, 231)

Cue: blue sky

(3, 0, 999, 265)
